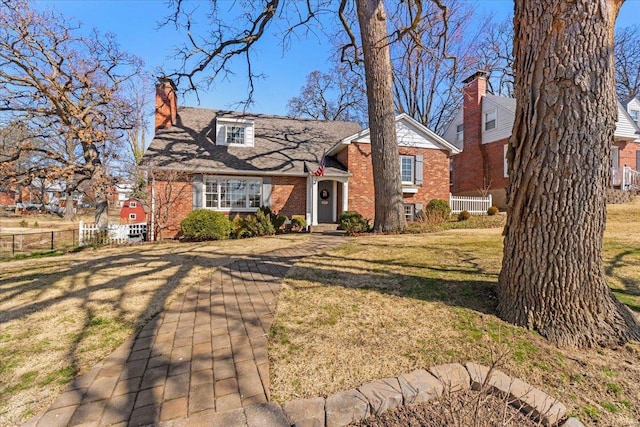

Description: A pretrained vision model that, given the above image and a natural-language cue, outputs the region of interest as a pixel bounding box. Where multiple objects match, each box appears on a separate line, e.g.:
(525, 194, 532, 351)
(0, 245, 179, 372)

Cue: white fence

(449, 193, 493, 215)
(78, 221, 147, 246)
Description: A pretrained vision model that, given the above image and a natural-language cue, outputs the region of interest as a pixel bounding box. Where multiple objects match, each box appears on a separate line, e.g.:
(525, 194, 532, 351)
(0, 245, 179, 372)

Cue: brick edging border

(166, 361, 584, 427)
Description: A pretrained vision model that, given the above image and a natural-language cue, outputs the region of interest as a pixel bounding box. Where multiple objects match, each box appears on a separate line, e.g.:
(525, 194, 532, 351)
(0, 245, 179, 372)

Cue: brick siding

(271, 176, 307, 217)
(343, 142, 452, 220)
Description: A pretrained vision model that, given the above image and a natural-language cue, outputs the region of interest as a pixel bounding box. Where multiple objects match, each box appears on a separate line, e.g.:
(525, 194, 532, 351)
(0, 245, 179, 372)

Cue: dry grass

(270, 200, 640, 427)
(0, 233, 310, 425)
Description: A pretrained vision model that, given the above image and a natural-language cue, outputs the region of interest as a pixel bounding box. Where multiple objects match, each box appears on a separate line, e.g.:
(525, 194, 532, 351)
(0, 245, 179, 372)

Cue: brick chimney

(452, 71, 488, 194)
(155, 77, 177, 130)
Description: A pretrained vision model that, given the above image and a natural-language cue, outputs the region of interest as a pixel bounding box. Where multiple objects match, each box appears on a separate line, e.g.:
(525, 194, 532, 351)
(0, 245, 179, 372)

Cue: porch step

(309, 223, 343, 234)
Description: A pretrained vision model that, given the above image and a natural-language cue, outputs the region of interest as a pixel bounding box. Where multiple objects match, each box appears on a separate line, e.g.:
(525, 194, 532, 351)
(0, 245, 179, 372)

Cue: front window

(129, 213, 137, 220)
(404, 204, 414, 222)
(129, 201, 137, 208)
(456, 124, 463, 143)
(484, 110, 496, 131)
(205, 177, 262, 210)
(226, 126, 246, 145)
(400, 156, 414, 183)
(631, 109, 639, 125)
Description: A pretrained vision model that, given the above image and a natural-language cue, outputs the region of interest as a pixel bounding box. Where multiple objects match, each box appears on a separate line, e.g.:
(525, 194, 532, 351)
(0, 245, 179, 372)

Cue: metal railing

(0, 228, 78, 259)
(611, 166, 640, 191)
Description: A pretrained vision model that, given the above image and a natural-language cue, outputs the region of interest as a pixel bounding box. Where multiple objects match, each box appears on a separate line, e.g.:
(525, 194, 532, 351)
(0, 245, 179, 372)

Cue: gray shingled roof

(142, 108, 361, 176)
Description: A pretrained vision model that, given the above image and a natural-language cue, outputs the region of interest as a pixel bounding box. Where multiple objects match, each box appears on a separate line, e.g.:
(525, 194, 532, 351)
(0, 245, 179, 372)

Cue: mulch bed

(349, 389, 544, 427)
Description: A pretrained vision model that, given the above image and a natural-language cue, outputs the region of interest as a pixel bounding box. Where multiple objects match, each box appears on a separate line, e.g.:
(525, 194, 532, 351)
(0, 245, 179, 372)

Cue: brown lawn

(0, 233, 310, 425)
(270, 200, 640, 427)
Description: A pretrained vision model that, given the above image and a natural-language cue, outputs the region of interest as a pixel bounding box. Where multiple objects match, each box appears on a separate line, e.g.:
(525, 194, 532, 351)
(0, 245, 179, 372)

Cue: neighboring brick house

(142, 78, 459, 238)
(443, 71, 640, 208)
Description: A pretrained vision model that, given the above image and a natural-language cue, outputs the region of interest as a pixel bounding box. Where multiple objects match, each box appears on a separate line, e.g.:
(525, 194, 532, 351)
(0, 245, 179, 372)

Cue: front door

(317, 181, 334, 223)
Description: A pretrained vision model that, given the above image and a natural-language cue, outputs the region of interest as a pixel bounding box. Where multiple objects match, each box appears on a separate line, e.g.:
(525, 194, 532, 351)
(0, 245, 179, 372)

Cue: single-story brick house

(443, 71, 640, 208)
(142, 79, 460, 238)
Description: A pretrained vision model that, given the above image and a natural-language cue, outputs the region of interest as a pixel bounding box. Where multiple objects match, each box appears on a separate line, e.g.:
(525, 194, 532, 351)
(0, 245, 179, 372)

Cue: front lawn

(0, 234, 310, 425)
(269, 201, 640, 426)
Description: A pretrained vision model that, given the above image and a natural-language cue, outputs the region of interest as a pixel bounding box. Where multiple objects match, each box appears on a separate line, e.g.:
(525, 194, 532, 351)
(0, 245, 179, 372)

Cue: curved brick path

(24, 234, 346, 427)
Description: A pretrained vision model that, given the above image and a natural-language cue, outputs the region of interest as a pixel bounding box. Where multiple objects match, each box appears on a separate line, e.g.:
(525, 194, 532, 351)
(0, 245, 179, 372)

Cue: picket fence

(449, 193, 493, 215)
(78, 221, 147, 246)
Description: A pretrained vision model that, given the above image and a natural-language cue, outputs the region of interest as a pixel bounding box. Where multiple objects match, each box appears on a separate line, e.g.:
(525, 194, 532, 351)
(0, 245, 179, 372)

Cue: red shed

(120, 198, 146, 223)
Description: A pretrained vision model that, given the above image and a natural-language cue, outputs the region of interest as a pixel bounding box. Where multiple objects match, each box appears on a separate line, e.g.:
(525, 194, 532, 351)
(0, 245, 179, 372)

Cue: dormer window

(215, 118, 255, 147)
(484, 110, 496, 131)
(226, 126, 246, 145)
(630, 109, 639, 126)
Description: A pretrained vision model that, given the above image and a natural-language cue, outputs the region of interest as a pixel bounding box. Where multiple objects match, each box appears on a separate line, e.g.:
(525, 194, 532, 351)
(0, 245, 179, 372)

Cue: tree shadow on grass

(605, 248, 640, 313)
(283, 251, 499, 316)
(0, 241, 254, 425)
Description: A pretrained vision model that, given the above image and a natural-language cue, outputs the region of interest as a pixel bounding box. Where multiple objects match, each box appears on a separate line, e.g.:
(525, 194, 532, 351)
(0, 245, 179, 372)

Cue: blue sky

(35, 0, 640, 136)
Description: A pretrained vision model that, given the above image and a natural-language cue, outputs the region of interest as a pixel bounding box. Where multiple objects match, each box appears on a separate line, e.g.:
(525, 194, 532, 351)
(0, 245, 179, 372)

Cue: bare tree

(165, 0, 455, 232)
(287, 66, 367, 124)
(615, 25, 640, 101)
(476, 16, 515, 97)
(387, 0, 484, 133)
(499, 0, 640, 347)
(0, 0, 143, 227)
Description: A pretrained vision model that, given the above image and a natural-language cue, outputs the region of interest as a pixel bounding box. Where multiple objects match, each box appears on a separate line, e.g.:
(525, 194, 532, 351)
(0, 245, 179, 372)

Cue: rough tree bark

(498, 0, 640, 347)
(356, 0, 406, 232)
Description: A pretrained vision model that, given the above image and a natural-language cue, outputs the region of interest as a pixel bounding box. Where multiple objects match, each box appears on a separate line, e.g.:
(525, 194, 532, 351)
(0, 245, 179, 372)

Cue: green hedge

(180, 209, 231, 241)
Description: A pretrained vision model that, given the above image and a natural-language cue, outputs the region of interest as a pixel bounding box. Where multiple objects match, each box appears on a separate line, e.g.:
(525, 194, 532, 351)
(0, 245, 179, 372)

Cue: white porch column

(332, 181, 337, 222)
(311, 176, 319, 226)
(342, 180, 349, 214)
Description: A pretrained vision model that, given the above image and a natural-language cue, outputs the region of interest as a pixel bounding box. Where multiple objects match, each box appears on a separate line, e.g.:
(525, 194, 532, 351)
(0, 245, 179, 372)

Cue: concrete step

(309, 223, 341, 233)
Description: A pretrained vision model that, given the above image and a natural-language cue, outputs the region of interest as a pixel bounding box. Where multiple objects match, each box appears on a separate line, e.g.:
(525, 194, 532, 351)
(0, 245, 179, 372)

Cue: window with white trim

(403, 204, 415, 222)
(456, 124, 463, 143)
(631, 109, 639, 126)
(226, 126, 246, 145)
(204, 177, 262, 210)
(484, 110, 496, 131)
(400, 155, 414, 183)
(129, 213, 137, 220)
(129, 201, 137, 208)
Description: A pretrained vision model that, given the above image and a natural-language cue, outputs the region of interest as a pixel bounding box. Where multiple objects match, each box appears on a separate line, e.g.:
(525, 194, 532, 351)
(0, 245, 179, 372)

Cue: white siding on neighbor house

(615, 102, 640, 141)
(353, 119, 444, 149)
(627, 98, 640, 122)
(482, 95, 515, 144)
(442, 107, 464, 149)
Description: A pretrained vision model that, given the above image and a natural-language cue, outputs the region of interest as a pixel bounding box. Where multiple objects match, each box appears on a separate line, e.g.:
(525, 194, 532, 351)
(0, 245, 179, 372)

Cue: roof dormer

(214, 117, 255, 147)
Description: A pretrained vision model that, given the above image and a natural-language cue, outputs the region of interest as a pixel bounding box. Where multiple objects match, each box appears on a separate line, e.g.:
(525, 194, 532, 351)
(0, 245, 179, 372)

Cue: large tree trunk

(498, 0, 639, 347)
(356, 0, 405, 233)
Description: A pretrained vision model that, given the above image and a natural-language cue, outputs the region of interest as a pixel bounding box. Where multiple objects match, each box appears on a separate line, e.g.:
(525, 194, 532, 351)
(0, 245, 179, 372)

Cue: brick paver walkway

(24, 234, 345, 427)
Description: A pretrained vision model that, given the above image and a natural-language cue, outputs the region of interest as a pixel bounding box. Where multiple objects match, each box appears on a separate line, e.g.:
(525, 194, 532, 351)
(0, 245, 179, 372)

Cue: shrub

(424, 199, 451, 222)
(180, 209, 231, 241)
(487, 206, 499, 216)
(457, 210, 471, 221)
(290, 215, 306, 232)
(338, 211, 371, 234)
(259, 206, 287, 231)
(233, 209, 276, 238)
